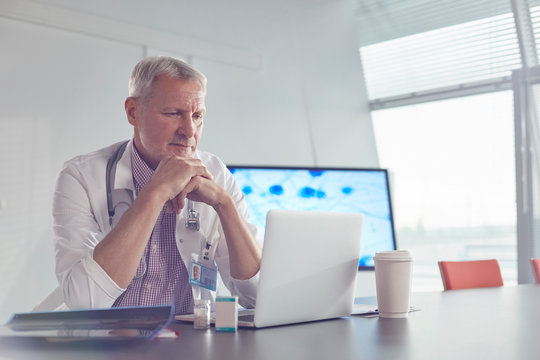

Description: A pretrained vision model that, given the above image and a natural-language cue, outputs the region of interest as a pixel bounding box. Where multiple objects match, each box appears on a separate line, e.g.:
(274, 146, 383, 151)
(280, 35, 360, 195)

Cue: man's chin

(168, 145, 195, 158)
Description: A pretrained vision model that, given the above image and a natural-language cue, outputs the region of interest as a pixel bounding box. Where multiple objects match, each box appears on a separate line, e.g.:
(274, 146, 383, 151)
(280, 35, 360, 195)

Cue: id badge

(189, 259, 218, 291)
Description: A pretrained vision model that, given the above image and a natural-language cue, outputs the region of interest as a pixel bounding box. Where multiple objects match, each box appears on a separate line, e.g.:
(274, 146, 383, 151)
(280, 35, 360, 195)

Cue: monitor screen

(227, 166, 397, 269)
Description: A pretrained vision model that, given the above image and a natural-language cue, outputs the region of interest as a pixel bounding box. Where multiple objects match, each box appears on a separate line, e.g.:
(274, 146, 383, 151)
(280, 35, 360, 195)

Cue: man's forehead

(185, 95, 206, 108)
(161, 89, 206, 106)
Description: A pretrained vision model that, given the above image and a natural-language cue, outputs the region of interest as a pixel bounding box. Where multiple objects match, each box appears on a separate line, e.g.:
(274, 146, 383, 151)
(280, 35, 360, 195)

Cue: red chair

(530, 259, 540, 283)
(438, 259, 503, 290)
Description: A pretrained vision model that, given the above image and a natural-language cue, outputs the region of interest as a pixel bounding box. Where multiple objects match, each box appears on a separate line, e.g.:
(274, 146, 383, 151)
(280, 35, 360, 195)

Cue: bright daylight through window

(359, 2, 523, 290)
(371, 92, 516, 290)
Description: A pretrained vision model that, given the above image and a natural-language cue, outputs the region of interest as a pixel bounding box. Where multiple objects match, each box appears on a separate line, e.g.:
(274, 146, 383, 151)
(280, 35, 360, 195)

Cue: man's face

(126, 75, 206, 168)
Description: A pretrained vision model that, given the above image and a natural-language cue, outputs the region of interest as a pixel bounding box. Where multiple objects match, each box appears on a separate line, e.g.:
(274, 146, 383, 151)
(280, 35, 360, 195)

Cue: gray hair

(128, 56, 207, 100)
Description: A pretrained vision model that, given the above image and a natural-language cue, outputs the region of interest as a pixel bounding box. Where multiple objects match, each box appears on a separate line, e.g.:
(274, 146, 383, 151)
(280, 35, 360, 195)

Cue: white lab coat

(51, 140, 260, 311)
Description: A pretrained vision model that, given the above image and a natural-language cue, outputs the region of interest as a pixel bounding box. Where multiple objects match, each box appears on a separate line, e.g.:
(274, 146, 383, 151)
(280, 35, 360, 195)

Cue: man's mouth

(170, 143, 189, 148)
(168, 143, 193, 157)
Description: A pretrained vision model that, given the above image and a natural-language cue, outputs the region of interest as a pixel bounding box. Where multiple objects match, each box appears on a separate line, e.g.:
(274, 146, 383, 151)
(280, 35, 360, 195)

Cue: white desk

(1, 284, 539, 359)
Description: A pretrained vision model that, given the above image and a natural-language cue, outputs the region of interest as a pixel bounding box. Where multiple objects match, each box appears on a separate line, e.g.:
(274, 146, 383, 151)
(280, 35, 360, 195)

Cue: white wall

(0, 0, 378, 321)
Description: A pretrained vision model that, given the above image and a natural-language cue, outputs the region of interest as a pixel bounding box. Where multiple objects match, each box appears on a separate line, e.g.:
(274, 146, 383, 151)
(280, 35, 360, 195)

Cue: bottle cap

(194, 299, 211, 305)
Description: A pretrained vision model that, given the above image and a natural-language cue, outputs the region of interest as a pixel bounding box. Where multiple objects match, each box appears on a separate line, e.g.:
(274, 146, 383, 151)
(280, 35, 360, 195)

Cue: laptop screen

(227, 166, 397, 270)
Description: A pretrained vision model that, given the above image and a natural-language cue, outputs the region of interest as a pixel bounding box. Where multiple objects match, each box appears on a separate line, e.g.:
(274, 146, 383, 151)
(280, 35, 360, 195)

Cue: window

(358, 3, 526, 289)
(372, 92, 516, 290)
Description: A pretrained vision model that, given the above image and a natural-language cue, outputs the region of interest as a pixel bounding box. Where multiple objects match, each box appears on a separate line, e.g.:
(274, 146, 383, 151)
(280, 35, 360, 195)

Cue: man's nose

(177, 115, 195, 138)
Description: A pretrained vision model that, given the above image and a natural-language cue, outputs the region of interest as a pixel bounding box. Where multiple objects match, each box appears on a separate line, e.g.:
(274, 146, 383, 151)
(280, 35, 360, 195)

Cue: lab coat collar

(113, 139, 136, 193)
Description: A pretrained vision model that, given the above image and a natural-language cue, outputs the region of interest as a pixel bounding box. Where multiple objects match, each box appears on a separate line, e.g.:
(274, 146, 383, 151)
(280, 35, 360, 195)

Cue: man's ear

(125, 97, 138, 126)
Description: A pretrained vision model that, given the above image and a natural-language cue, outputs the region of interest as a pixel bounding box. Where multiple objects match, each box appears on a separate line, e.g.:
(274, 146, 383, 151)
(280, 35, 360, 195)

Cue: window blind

(531, 5, 540, 60)
(358, 1, 521, 100)
(356, 0, 512, 47)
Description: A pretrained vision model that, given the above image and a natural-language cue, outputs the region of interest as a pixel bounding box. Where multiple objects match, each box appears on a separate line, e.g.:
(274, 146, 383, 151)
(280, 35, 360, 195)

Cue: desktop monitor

(227, 166, 397, 270)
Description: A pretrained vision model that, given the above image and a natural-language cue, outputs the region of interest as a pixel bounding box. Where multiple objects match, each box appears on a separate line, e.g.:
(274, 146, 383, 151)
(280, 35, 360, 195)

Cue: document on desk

(352, 303, 420, 317)
(352, 303, 379, 315)
(0, 305, 175, 341)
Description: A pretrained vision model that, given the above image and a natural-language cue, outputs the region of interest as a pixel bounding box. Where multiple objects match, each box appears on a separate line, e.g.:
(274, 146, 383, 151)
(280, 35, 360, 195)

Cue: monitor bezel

(226, 165, 398, 271)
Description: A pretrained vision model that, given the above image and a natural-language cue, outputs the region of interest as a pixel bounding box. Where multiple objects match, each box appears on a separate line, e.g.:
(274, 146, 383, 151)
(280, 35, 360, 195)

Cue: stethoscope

(105, 141, 204, 278)
(106, 140, 201, 231)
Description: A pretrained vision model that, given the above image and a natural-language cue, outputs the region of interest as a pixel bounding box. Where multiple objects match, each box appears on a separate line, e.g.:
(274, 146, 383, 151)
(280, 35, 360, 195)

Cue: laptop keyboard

(238, 313, 255, 322)
(208, 308, 255, 322)
(237, 308, 255, 323)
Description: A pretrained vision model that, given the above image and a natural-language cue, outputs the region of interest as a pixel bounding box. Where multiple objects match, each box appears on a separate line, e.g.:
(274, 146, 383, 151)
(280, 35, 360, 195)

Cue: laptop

(177, 209, 364, 328)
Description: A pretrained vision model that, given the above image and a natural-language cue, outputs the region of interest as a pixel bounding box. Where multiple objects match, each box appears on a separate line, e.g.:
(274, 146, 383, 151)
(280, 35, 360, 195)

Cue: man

(53, 56, 262, 314)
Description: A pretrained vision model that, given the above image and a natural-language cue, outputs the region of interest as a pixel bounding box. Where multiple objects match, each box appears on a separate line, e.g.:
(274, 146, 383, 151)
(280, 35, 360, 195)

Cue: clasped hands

(147, 154, 224, 214)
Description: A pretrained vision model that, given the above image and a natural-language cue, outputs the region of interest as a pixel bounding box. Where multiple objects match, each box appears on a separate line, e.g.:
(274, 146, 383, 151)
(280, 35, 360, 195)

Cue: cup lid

(373, 249, 412, 261)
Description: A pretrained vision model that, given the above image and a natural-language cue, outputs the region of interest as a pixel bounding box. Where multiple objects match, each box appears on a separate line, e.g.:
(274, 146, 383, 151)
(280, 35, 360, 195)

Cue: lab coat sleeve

(214, 221, 261, 309)
(209, 158, 261, 309)
(53, 163, 125, 309)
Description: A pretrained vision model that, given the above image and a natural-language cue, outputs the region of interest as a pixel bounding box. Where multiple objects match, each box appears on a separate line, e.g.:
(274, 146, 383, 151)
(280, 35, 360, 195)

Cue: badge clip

(186, 200, 200, 231)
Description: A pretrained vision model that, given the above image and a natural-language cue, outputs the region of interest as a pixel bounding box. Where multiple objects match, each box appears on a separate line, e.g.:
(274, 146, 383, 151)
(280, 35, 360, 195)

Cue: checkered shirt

(112, 144, 194, 314)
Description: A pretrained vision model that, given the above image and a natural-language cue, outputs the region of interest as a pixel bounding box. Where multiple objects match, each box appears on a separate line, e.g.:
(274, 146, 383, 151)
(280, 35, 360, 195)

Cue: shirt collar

(131, 142, 155, 195)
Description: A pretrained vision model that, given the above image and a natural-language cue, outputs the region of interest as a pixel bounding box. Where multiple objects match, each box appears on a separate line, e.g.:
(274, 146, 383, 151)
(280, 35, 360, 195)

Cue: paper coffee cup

(374, 250, 413, 318)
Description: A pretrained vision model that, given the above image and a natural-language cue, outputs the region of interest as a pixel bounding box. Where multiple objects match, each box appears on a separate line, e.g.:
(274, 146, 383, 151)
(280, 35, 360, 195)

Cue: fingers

(201, 168, 213, 180)
(160, 154, 213, 179)
(167, 188, 189, 215)
(166, 175, 223, 214)
(165, 195, 185, 215)
(176, 194, 185, 214)
(150, 155, 214, 205)
(166, 201, 174, 214)
(179, 177, 199, 202)
(169, 157, 213, 184)
(176, 177, 205, 208)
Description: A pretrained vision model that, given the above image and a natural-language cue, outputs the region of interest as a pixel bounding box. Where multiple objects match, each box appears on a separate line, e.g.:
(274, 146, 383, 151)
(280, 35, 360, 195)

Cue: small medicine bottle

(193, 299, 211, 330)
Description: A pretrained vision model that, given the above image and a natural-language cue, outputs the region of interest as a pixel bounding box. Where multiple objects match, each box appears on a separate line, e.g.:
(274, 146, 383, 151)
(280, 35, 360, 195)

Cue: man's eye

(165, 112, 179, 116)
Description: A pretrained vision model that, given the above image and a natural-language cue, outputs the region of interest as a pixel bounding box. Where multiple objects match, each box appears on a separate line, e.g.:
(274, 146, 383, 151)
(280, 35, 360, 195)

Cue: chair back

(530, 259, 540, 283)
(438, 259, 503, 290)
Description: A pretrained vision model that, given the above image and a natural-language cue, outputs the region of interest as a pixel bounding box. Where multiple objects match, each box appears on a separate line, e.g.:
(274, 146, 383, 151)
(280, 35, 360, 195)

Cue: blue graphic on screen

(228, 167, 396, 268)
